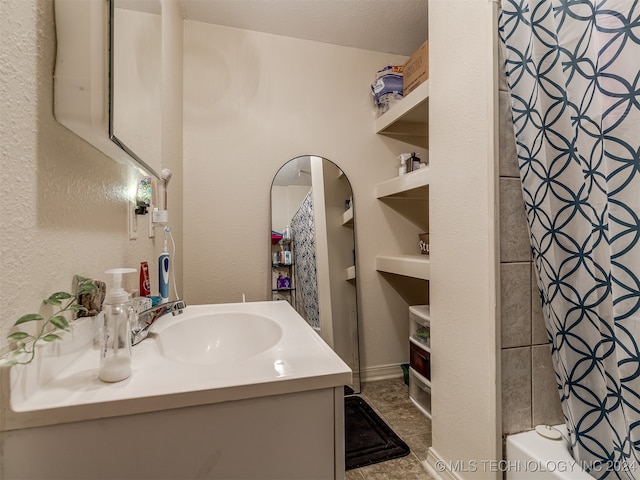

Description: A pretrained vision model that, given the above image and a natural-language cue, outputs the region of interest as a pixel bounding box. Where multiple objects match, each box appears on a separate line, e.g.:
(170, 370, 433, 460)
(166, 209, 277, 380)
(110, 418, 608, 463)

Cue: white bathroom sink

(3, 301, 351, 432)
(153, 311, 283, 364)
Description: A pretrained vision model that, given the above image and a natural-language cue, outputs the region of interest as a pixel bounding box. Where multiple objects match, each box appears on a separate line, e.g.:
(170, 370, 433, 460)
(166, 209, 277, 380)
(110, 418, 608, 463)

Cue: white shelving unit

(374, 162, 430, 281)
(342, 207, 354, 226)
(375, 80, 429, 137)
(374, 73, 431, 419)
(375, 167, 429, 200)
(345, 265, 356, 281)
(375, 254, 429, 280)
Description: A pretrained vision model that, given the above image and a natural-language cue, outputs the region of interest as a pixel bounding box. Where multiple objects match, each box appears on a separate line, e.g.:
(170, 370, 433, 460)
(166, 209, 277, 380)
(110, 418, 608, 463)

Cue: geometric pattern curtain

(290, 190, 320, 330)
(499, 1, 640, 478)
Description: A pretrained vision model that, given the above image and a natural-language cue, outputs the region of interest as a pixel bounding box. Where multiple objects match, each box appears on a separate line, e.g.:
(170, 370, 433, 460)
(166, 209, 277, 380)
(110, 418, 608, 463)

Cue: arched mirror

(271, 156, 360, 393)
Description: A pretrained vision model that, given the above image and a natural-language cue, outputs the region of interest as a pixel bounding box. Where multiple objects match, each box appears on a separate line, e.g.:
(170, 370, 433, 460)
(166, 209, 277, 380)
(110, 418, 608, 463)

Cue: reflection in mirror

(271, 156, 360, 393)
(110, 0, 162, 177)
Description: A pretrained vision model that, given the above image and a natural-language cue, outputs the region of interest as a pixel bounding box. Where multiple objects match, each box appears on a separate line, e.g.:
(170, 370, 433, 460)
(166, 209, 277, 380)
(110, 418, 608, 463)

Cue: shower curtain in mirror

(290, 190, 320, 330)
(500, 1, 640, 478)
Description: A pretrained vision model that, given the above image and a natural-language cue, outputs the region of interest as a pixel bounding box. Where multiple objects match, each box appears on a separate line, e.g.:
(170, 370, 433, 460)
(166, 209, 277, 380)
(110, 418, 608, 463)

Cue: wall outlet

(152, 209, 169, 224)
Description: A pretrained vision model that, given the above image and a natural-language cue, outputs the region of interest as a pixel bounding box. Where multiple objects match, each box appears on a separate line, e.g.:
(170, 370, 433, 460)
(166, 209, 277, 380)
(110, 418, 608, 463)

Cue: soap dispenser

(99, 268, 136, 383)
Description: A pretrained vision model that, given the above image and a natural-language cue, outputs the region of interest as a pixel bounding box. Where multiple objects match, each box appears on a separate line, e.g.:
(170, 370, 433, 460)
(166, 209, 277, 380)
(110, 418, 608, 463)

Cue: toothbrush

(159, 228, 170, 303)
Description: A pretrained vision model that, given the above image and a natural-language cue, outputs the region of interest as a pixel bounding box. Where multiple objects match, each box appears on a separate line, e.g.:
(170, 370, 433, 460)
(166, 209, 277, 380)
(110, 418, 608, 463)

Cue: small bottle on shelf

(399, 153, 412, 173)
(399, 156, 407, 175)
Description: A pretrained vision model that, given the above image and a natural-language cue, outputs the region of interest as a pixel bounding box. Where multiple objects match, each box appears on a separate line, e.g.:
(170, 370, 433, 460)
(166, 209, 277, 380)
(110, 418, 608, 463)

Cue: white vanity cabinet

(1, 387, 345, 480)
(0, 302, 350, 479)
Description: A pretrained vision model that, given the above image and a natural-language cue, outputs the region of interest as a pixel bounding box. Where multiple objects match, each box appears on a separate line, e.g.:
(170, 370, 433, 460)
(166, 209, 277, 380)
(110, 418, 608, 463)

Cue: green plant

(6, 275, 97, 365)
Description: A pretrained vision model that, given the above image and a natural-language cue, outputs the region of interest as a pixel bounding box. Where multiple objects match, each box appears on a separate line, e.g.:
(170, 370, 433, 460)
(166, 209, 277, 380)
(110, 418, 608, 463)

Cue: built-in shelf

(346, 265, 356, 281)
(374, 68, 430, 422)
(375, 167, 430, 199)
(375, 254, 430, 280)
(342, 207, 354, 226)
(375, 80, 429, 137)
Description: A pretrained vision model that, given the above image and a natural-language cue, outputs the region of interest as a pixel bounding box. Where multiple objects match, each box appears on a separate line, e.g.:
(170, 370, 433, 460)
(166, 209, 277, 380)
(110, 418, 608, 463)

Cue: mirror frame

(53, 0, 161, 179)
(108, 0, 162, 179)
(270, 156, 361, 393)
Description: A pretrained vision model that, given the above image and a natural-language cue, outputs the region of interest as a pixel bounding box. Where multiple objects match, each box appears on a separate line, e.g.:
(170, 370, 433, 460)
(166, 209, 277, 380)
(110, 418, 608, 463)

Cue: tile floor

(346, 377, 435, 480)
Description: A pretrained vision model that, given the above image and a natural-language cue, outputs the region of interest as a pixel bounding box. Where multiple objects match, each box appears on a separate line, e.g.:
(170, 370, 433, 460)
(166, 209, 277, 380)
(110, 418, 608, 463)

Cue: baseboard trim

(425, 447, 462, 480)
(361, 363, 405, 382)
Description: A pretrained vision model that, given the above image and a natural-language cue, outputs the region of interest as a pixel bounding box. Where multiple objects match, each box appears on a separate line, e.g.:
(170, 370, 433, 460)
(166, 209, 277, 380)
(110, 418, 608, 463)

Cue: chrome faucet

(131, 299, 186, 346)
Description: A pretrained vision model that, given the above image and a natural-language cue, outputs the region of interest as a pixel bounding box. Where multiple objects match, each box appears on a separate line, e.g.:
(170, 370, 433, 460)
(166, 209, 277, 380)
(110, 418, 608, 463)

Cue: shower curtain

(290, 190, 320, 330)
(500, 1, 640, 478)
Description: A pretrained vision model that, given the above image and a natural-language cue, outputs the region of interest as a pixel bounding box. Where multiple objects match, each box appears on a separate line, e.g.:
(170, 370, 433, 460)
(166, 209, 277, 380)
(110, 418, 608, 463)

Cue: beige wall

(425, 2, 562, 475)
(0, 0, 182, 356)
(182, 21, 421, 373)
(427, 0, 501, 477)
(160, 0, 184, 303)
(271, 185, 311, 234)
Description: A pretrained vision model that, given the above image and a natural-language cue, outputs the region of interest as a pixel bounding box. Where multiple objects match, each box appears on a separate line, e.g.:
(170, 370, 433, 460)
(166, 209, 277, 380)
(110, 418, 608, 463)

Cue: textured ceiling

(180, 0, 428, 56)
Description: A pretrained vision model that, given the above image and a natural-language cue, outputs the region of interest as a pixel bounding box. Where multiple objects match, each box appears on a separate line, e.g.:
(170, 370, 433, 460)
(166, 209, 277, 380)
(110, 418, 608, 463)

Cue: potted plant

(6, 275, 99, 365)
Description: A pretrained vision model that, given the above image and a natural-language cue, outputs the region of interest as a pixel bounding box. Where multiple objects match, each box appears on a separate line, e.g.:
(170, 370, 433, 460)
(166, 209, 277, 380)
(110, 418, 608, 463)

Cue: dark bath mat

(344, 385, 355, 396)
(345, 396, 410, 470)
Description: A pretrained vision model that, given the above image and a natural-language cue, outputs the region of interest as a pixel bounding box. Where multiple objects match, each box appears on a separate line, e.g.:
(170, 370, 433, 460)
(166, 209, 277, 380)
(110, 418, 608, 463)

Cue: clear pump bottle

(99, 268, 136, 382)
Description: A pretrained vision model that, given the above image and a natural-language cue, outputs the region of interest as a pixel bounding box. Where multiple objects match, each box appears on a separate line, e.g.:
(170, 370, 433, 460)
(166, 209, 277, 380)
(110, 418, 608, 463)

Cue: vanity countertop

(0, 301, 351, 431)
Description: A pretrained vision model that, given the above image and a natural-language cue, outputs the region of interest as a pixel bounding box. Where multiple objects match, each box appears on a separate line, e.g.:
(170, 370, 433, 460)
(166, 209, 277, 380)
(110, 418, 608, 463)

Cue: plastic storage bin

(409, 305, 430, 347)
(410, 339, 431, 380)
(409, 367, 432, 417)
(408, 304, 431, 418)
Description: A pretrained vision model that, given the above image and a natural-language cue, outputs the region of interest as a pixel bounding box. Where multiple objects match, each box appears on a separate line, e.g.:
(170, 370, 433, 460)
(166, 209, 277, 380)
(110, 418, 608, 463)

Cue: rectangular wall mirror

(53, 0, 162, 179)
(110, 0, 162, 176)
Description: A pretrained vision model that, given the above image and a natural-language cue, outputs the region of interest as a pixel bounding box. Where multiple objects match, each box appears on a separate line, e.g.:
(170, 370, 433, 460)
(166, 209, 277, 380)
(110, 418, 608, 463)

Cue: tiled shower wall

(498, 47, 564, 435)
